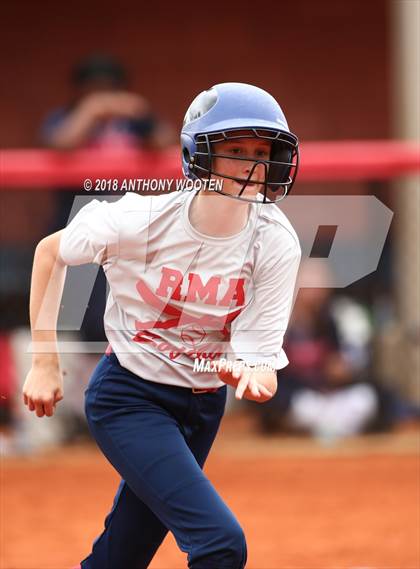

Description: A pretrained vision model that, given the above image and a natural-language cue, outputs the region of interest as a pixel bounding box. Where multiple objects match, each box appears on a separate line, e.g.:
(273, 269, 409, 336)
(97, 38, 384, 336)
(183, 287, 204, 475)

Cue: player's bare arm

(22, 230, 67, 417)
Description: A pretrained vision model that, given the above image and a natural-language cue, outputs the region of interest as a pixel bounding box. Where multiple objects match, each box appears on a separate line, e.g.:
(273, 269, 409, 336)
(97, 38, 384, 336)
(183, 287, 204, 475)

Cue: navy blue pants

(81, 353, 247, 569)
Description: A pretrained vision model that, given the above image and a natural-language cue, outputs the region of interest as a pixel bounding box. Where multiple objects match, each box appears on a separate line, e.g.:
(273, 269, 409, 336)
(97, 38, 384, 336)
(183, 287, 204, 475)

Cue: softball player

(23, 82, 301, 569)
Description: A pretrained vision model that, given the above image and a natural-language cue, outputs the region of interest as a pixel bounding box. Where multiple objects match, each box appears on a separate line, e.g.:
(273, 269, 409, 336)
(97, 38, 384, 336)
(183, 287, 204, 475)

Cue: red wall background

(0, 0, 390, 243)
(1, 0, 390, 147)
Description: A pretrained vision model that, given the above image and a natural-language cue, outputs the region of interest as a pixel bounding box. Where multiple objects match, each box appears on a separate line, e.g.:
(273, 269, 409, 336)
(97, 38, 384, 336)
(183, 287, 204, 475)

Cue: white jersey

(59, 191, 301, 388)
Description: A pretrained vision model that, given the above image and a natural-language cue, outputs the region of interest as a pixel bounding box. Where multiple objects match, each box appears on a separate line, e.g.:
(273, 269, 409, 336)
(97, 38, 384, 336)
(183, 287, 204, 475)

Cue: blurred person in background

(41, 52, 174, 342)
(42, 52, 173, 152)
(255, 259, 380, 440)
(38, 53, 175, 442)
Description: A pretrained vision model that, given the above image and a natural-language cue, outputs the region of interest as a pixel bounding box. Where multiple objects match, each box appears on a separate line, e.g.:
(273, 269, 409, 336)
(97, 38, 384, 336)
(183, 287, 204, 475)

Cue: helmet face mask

(181, 83, 299, 204)
(193, 128, 298, 203)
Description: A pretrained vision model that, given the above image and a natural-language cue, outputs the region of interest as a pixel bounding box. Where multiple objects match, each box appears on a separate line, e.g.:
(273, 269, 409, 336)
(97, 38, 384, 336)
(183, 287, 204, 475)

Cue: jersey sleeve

(59, 199, 120, 267)
(229, 231, 301, 370)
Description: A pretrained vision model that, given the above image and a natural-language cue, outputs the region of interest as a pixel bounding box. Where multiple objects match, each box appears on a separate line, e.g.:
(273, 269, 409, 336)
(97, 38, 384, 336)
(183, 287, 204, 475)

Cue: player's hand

(215, 360, 274, 403)
(22, 362, 64, 418)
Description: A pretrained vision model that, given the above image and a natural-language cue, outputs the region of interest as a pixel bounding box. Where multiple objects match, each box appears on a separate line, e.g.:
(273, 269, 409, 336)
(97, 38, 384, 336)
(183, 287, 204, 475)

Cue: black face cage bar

(189, 128, 299, 203)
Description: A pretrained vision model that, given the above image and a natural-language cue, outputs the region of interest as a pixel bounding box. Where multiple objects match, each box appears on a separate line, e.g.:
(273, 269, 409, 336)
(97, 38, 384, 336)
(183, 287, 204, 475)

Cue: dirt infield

(1, 417, 419, 569)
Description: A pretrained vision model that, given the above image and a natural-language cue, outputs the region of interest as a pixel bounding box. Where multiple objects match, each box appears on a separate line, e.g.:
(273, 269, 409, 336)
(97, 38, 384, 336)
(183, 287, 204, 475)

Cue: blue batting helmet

(181, 82, 299, 203)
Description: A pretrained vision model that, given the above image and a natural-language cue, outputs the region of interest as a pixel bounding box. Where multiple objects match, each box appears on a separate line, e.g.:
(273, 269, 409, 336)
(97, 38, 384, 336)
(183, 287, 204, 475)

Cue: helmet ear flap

(181, 133, 196, 178)
(181, 133, 212, 179)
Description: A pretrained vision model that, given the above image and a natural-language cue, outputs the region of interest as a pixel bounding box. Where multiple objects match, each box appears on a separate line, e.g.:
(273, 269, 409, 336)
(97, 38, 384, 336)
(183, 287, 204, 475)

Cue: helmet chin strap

(208, 166, 290, 204)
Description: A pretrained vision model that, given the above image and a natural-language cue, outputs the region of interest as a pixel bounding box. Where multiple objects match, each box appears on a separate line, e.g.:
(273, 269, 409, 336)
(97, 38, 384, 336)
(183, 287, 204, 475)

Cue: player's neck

(189, 192, 250, 237)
